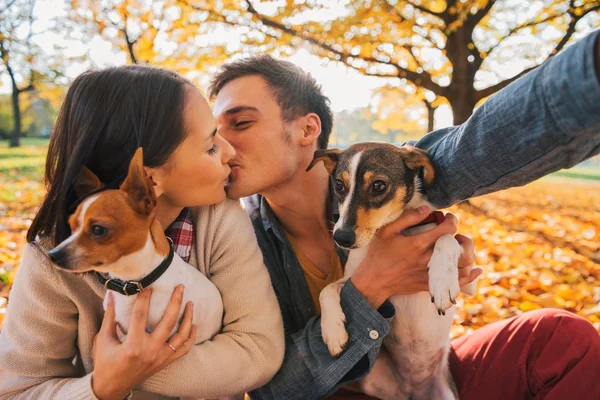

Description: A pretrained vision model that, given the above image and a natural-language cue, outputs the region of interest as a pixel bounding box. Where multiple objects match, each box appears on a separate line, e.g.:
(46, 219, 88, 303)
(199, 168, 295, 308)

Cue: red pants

(331, 309, 600, 399)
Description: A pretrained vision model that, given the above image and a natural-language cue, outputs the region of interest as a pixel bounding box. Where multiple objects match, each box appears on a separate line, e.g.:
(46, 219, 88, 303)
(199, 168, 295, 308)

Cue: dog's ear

(74, 166, 104, 198)
(399, 146, 435, 185)
(120, 147, 157, 215)
(306, 148, 341, 175)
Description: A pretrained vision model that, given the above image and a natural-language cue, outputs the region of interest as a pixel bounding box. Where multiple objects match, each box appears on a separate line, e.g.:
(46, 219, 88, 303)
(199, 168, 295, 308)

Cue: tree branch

(111, 7, 139, 64)
(17, 82, 34, 93)
(377, 0, 406, 24)
(484, 13, 564, 58)
(1, 43, 19, 92)
(466, 0, 497, 28)
(475, 3, 600, 102)
(475, 65, 536, 100)
(545, 3, 600, 60)
(403, 0, 443, 18)
(404, 45, 430, 74)
(0, 39, 11, 72)
(0, 0, 17, 15)
(245, 0, 446, 95)
(122, 28, 138, 64)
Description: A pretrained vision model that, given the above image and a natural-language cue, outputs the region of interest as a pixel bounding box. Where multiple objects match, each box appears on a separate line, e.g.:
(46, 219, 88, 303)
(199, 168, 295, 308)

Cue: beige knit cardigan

(0, 199, 285, 399)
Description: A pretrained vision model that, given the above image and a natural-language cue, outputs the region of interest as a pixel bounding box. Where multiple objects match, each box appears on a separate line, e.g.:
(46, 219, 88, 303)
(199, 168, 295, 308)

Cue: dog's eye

(91, 225, 107, 238)
(334, 179, 345, 194)
(373, 180, 387, 193)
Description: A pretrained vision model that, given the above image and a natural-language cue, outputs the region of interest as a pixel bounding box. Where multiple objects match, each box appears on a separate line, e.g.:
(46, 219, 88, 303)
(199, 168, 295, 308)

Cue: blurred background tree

(1, 0, 66, 146)
(193, 0, 600, 125)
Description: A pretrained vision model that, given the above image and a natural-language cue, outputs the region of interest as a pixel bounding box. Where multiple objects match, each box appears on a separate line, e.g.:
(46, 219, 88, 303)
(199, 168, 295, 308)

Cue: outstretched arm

(416, 31, 600, 208)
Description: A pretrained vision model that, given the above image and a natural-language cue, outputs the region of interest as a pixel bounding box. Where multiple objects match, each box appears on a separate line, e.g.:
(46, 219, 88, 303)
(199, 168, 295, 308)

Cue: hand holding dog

(91, 286, 197, 400)
(351, 207, 482, 309)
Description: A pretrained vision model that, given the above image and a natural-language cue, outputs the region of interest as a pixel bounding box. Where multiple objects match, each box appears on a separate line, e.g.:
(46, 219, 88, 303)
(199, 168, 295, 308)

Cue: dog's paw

(428, 234, 462, 315)
(321, 307, 348, 357)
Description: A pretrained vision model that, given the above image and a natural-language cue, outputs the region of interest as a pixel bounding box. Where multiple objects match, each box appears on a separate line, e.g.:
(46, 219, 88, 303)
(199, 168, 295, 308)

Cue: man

(210, 30, 600, 400)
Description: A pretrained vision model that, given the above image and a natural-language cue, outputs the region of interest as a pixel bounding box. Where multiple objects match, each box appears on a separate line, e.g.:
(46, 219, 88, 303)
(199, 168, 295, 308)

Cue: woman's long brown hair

(28, 65, 192, 246)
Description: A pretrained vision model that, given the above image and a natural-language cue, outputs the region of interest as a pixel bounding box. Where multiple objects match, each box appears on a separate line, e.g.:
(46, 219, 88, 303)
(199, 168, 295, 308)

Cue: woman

(0, 65, 285, 399)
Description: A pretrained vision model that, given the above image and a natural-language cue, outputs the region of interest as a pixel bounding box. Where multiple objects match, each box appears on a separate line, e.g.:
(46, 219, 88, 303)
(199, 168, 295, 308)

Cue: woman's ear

(144, 166, 165, 198)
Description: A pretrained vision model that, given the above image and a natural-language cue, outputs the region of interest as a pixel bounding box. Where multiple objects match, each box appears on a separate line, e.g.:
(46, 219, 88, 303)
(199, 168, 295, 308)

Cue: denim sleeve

(249, 280, 395, 400)
(415, 30, 600, 208)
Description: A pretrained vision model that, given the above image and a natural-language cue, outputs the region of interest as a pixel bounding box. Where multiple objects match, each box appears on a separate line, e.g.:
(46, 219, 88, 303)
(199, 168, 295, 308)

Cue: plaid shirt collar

(164, 208, 194, 263)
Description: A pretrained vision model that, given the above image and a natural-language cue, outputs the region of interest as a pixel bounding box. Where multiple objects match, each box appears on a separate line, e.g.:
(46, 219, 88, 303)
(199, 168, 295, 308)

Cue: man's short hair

(208, 54, 333, 149)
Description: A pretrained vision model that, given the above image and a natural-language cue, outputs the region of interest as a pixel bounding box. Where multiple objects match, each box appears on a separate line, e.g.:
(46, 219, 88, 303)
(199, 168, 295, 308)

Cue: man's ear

(299, 113, 322, 147)
(399, 146, 435, 185)
(74, 166, 104, 197)
(120, 147, 157, 215)
(306, 148, 341, 175)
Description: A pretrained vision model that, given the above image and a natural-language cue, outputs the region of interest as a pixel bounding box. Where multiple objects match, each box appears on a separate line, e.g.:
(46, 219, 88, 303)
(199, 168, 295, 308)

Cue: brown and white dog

(48, 148, 223, 346)
(307, 142, 476, 400)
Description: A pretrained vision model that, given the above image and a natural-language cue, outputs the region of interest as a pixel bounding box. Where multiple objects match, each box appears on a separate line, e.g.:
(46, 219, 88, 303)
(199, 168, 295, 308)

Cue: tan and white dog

(307, 142, 476, 400)
(48, 148, 223, 346)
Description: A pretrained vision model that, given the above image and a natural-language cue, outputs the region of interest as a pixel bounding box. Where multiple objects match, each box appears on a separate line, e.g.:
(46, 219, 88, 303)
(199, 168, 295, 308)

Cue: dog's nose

(334, 229, 356, 248)
(48, 248, 68, 267)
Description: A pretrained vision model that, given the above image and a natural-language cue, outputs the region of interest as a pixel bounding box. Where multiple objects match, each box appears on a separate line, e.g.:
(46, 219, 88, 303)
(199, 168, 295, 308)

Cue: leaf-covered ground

(1, 139, 599, 336)
(0, 139, 47, 327)
(448, 180, 600, 337)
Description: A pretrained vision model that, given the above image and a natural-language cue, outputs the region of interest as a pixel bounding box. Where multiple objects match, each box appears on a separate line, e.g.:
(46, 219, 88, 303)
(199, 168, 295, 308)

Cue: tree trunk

(424, 100, 436, 133)
(10, 87, 21, 148)
(447, 87, 477, 125)
(444, 26, 478, 126)
(450, 97, 476, 125)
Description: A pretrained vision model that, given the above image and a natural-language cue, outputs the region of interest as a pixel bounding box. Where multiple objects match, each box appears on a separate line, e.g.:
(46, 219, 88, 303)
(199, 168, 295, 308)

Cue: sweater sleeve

(0, 243, 99, 400)
(140, 199, 285, 398)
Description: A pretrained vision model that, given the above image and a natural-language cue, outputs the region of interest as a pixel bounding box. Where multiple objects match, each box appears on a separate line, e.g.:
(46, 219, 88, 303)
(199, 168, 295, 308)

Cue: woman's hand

(91, 285, 197, 400)
(351, 207, 482, 308)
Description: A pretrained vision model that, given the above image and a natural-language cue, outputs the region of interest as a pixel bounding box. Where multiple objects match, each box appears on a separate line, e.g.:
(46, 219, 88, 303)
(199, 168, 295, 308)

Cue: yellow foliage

(173, 0, 600, 125)
(448, 180, 600, 337)
(68, 0, 235, 73)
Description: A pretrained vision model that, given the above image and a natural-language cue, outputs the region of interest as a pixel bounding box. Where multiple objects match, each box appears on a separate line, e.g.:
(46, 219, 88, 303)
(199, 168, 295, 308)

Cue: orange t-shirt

(284, 232, 343, 315)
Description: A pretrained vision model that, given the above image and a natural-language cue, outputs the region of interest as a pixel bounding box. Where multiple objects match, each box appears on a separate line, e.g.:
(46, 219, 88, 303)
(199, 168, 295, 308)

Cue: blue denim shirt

(247, 30, 600, 400)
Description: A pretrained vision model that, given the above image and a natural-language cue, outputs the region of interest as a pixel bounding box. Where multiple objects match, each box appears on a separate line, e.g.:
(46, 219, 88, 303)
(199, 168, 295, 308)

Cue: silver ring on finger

(167, 342, 177, 352)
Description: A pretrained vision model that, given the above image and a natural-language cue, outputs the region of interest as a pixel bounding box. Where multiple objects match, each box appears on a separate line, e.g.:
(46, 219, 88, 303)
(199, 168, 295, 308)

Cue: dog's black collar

(98, 239, 174, 296)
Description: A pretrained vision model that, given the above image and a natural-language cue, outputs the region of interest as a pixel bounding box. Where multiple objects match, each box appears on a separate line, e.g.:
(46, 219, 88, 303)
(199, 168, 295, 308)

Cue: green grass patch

(0, 269, 9, 284)
(550, 166, 600, 181)
(0, 137, 50, 149)
(0, 138, 48, 183)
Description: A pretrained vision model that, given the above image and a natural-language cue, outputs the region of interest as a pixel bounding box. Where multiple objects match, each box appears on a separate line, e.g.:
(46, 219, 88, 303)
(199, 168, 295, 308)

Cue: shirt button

(369, 329, 379, 340)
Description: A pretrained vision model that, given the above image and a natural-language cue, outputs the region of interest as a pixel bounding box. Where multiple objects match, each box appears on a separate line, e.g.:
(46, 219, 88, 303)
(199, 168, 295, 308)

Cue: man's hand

(351, 207, 481, 309)
(456, 233, 480, 287)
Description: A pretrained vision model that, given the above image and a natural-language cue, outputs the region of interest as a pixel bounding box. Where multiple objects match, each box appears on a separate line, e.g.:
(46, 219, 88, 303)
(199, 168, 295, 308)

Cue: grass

(550, 166, 600, 181)
(0, 137, 50, 148)
(0, 138, 48, 185)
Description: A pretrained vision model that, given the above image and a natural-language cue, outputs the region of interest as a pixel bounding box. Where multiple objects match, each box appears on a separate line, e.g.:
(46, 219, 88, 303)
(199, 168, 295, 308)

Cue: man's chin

(225, 182, 250, 200)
